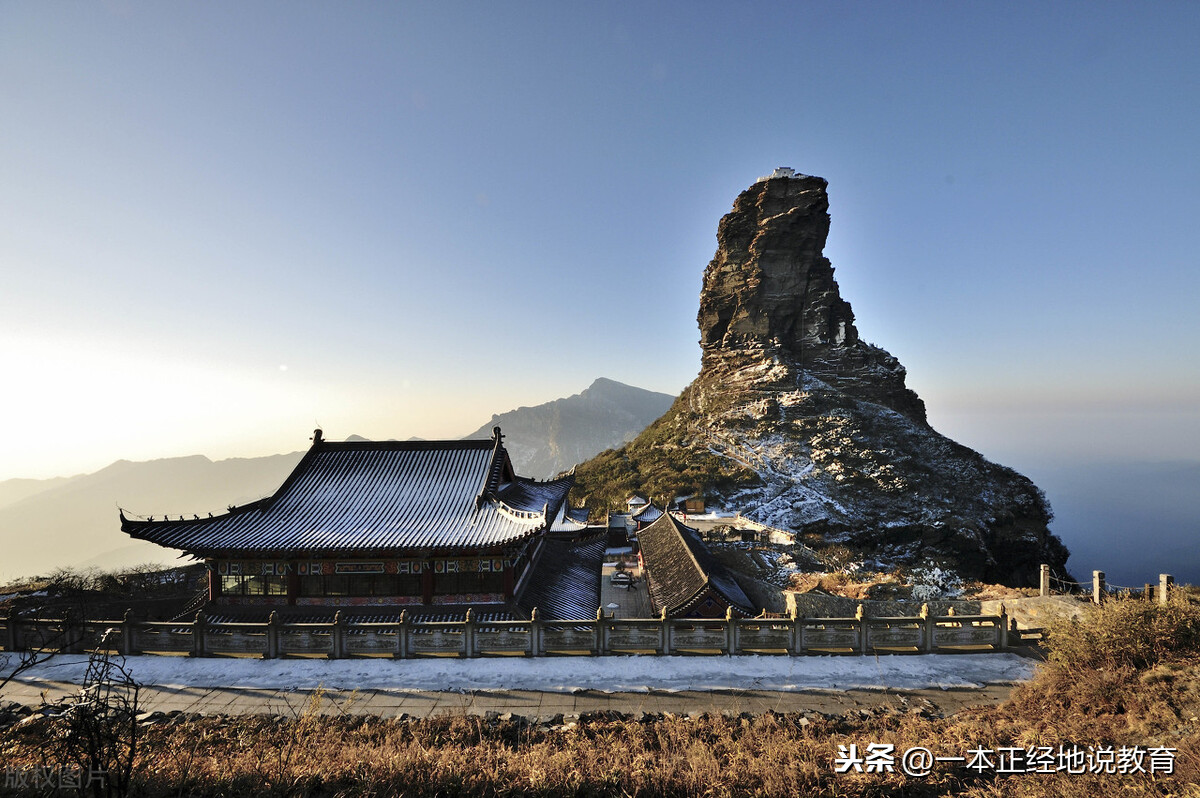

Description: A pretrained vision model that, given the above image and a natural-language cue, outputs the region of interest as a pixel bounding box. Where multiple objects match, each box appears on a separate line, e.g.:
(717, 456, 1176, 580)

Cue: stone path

(3, 678, 1018, 720)
(599, 562, 654, 619)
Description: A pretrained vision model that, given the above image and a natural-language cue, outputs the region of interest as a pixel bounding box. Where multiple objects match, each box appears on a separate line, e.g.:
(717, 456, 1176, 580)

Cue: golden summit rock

(574, 171, 1069, 587)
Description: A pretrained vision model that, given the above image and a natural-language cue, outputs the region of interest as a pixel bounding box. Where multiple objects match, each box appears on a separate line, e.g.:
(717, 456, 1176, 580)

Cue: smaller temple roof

(121, 429, 573, 557)
(631, 503, 663, 524)
(548, 505, 591, 534)
(637, 513, 755, 617)
(517, 537, 604, 620)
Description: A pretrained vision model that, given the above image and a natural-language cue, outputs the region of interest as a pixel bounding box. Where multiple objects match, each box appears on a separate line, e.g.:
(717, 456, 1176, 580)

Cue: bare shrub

(45, 632, 141, 798)
(1044, 592, 1200, 672)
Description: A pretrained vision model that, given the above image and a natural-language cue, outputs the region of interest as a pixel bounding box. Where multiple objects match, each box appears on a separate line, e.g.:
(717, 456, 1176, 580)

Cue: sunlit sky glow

(2, 2, 1199, 481)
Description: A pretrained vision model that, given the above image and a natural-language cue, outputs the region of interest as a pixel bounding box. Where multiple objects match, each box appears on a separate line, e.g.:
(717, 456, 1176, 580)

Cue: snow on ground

(6, 653, 1036, 694)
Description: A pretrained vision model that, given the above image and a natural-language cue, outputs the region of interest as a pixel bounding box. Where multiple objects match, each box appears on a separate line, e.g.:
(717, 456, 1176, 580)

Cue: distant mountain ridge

(0, 476, 73, 510)
(0, 453, 304, 582)
(463, 378, 675, 478)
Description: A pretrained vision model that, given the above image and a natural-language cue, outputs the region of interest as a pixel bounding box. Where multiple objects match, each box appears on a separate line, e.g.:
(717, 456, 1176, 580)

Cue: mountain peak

(464, 379, 675, 478)
(574, 172, 1068, 586)
(699, 172, 925, 422)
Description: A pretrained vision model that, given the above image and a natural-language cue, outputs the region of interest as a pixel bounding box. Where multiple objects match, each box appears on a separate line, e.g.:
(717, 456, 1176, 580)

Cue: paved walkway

(600, 562, 654, 619)
(2, 678, 1018, 720)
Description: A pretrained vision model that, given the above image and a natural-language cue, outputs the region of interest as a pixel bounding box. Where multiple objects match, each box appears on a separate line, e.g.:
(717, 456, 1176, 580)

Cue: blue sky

(2, 2, 1198, 481)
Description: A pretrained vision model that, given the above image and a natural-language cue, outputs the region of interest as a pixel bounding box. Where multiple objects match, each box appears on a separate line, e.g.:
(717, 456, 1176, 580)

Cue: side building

(637, 512, 756, 619)
(119, 428, 602, 622)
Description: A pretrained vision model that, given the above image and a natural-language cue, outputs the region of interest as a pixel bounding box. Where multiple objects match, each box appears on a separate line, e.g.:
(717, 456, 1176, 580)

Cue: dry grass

(3, 595, 1200, 796)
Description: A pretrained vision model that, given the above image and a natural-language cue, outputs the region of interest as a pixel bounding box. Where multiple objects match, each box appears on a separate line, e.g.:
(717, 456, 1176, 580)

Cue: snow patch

(7, 653, 1036, 693)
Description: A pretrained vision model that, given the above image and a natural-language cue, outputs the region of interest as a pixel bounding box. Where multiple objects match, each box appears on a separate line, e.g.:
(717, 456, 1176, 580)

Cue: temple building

(637, 512, 756, 619)
(120, 428, 600, 621)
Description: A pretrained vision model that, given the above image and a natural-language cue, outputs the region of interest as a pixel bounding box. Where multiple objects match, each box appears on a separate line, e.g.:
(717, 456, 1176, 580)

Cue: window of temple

(297, 573, 423, 597)
(433, 570, 505, 596)
(221, 574, 287, 596)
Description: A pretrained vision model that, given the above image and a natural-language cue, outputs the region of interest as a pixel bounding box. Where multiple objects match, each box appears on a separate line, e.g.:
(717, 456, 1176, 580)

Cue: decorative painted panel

(295, 595, 423, 607)
(431, 593, 504, 605)
(335, 562, 385, 574)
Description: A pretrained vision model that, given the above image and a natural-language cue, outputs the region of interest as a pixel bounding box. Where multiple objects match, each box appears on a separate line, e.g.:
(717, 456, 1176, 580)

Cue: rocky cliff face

(574, 172, 1069, 586)
(698, 174, 926, 422)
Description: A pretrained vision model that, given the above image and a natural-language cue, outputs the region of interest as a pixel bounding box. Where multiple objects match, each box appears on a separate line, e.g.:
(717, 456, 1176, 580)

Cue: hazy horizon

(2, 383, 1196, 590)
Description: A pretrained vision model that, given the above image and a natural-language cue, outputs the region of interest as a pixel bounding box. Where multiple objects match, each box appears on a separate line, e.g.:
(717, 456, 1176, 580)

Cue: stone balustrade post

(464, 608, 476, 658)
(660, 608, 672, 655)
(920, 603, 933, 653)
(266, 611, 279, 659)
(998, 604, 1008, 649)
(1040, 564, 1050, 596)
(63, 618, 81, 655)
(331, 611, 345, 659)
(192, 610, 207, 657)
(725, 606, 736, 655)
(856, 604, 868, 654)
(121, 610, 138, 657)
(529, 607, 542, 657)
(395, 610, 408, 659)
(788, 607, 801, 656)
(1, 610, 16, 652)
(1092, 571, 1106, 605)
(1159, 574, 1174, 605)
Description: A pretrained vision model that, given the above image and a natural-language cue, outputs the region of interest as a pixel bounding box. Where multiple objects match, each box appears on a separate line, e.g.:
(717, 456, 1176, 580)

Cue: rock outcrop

(698, 173, 926, 422)
(574, 171, 1069, 586)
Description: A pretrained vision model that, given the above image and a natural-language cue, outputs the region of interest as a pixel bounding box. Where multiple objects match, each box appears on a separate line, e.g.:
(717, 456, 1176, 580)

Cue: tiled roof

(121, 434, 573, 557)
(637, 513, 755, 617)
(516, 537, 604, 620)
(498, 475, 576, 517)
(631, 503, 663, 523)
(548, 505, 591, 533)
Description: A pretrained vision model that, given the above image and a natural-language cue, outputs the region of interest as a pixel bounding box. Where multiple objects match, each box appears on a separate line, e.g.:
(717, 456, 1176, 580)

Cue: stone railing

(1039, 564, 1175, 606)
(0, 604, 1010, 660)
